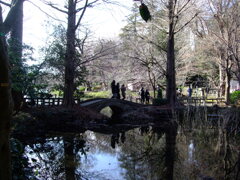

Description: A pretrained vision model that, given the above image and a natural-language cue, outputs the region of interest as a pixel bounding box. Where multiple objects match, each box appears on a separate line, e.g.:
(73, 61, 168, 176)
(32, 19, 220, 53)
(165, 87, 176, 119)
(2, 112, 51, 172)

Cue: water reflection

(18, 124, 239, 180)
(20, 126, 176, 180)
(188, 140, 195, 163)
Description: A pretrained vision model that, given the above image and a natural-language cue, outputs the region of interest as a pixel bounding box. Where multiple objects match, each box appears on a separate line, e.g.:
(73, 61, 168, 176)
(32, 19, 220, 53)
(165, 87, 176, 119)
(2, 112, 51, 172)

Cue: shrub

(78, 86, 86, 92)
(230, 90, 240, 104)
(92, 85, 102, 91)
(74, 89, 84, 99)
(152, 98, 168, 106)
(84, 91, 110, 99)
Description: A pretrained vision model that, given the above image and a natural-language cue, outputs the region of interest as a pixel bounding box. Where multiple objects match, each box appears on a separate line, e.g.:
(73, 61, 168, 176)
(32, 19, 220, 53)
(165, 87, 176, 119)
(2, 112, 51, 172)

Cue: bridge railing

(128, 96, 225, 106)
(178, 97, 225, 106)
(24, 98, 81, 107)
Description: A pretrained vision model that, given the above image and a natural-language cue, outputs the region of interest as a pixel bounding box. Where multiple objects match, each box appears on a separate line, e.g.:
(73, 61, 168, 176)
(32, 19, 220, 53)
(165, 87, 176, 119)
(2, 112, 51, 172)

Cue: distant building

(230, 80, 240, 92)
(127, 81, 148, 91)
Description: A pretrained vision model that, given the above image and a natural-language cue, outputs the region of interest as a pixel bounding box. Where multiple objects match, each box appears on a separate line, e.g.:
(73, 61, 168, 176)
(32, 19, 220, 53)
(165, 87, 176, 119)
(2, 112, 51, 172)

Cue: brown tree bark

(63, 136, 76, 179)
(166, 0, 176, 108)
(63, 0, 76, 106)
(164, 121, 177, 180)
(225, 64, 231, 104)
(9, 0, 23, 60)
(0, 1, 23, 178)
(0, 9, 13, 180)
(9, 0, 24, 113)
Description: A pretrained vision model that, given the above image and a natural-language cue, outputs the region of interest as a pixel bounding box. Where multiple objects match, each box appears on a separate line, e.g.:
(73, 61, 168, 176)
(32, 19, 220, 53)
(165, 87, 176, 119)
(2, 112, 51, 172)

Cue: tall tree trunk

(164, 121, 177, 180)
(0, 1, 25, 178)
(219, 57, 226, 97)
(63, 136, 76, 179)
(225, 69, 231, 104)
(9, 0, 23, 59)
(0, 8, 13, 180)
(63, 0, 76, 107)
(147, 65, 156, 98)
(9, 0, 24, 113)
(166, 0, 176, 108)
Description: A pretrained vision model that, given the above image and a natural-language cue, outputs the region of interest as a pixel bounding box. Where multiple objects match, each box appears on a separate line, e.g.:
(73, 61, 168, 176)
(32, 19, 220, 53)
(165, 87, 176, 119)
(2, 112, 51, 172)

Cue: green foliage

(152, 98, 168, 106)
(157, 88, 163, 99)
(23, 65, 49, 97)
(230, 90, 240, 104)
(78, 86, 86, 92)
(84, 91, 110, 99)
(92, 85, 102, 91)
(74, 89, 84, 99)
(8, 37, 48, 97)
(42, 24, 66, 75)
(42, 24, 87, 89)
(51, 84, 64, 97)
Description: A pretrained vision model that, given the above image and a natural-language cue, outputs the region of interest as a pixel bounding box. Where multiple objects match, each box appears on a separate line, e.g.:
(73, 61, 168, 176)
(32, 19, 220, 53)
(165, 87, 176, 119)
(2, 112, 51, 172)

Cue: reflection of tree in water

(83, 131, 116, 154)
(118, 128, 167, 180)
(175, 129, 240, 180)
(25, 137, 65, 179)
(24, 134, 88, 180)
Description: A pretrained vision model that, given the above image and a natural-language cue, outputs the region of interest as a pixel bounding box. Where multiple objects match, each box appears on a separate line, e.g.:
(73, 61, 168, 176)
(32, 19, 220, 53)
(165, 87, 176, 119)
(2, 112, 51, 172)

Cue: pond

(12, 123, 240, 180)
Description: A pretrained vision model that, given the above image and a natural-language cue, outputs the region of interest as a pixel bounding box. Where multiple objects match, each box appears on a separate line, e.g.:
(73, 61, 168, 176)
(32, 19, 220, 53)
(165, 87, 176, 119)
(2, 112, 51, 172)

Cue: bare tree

(162, 0, 199, 107)
(43, 0, 103, 106)
(197, 0, 240, 103)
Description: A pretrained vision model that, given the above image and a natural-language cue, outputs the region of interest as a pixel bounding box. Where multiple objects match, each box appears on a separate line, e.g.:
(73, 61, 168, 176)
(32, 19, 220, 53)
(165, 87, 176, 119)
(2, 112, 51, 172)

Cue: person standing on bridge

(121, 84, 126, 100)
(116, 83, 121, 99)
(145, 89, 150, 104)
(140, 87, 145, 104)
(111, 80, 116, 98)
(187, 85, 192, 97)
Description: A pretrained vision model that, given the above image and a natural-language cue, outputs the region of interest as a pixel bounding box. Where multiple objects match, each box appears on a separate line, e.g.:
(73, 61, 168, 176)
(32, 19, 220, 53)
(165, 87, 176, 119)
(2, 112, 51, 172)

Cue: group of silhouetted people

(111, 80, 126, 100)
(139, 87, 150, 104)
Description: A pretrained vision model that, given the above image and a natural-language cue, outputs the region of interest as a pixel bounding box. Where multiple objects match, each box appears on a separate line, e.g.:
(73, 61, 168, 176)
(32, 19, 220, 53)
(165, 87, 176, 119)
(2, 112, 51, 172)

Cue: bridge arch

(81, 98, 144, 119)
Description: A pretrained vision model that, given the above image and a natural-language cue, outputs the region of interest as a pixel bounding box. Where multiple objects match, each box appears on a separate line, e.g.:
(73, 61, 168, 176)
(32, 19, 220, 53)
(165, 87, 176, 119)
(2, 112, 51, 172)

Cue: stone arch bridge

(80, 98, 145, 117)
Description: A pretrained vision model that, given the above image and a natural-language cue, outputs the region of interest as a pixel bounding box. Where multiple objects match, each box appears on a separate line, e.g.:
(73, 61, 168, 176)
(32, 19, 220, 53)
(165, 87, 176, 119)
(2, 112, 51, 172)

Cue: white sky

(21, 0, 135, 56)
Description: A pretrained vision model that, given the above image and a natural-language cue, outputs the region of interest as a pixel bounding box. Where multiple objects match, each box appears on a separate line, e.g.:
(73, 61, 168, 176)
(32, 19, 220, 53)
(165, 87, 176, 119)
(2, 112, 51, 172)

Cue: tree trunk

(225, 69, 231, 104)
(147, 65, 156, 98)
(9, 0, 23, 59)
(219, 60, 226, 97)
(166, 0, 176, 108)
(63, 136, 76, 179)
(0, 9, 13, 180)
(164, 121, 177, 180)
(63, 0, 76, 107)
(0, 1, 25, 178)
(9, 0, 24, 113)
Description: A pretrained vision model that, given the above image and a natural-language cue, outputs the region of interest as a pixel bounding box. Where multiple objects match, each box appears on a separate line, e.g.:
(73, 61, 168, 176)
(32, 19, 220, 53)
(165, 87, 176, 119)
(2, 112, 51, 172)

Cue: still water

(19, 125, 239, 180)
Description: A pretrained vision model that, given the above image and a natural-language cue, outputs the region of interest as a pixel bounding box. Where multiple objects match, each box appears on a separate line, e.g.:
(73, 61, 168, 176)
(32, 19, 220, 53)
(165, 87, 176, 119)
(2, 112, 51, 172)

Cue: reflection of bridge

(80, 98, 146, 117)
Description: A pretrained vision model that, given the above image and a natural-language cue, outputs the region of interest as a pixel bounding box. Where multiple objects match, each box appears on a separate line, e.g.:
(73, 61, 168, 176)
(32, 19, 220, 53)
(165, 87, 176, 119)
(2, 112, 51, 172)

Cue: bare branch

(138, 34, 167, 52)
(26, 0, 66, 23)
(176, 0, 191, 15)
(0, 1, 11, 7)
(46, 2, 68, 14)
(80, 44, 118, 65)
(174, 12, 199, 34)
(75, 0, 88, 30)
